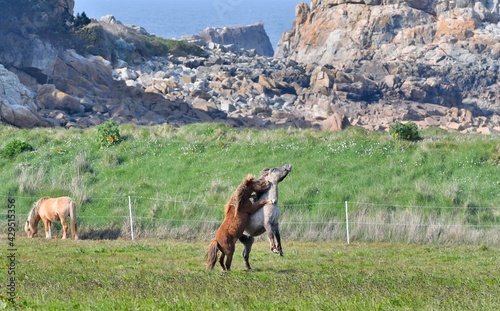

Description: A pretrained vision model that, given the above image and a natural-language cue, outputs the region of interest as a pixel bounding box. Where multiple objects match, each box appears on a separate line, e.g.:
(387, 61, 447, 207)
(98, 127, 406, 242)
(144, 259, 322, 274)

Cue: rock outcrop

(199, 23, 274, 56)
(0, 1, 499, 134)
(0, 65, 51, 128)
(274, 0, 500, 133)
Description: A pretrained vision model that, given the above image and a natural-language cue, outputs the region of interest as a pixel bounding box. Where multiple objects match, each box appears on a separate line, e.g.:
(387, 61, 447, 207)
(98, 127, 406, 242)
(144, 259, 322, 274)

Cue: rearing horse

(239, 163, 292, 269)
(25, 196, 79, 240)
(206, 174, 271, 271)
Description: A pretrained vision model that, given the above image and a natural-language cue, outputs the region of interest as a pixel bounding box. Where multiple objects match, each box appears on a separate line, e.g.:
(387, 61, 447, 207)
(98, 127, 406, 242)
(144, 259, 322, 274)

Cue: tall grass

(0, 123, 498, 243)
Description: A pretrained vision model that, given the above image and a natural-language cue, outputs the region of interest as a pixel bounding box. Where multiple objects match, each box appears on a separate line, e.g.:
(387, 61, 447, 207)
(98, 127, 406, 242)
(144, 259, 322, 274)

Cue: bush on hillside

(390, 121, 420, 141)
(1, 139, 34, 158)
(74, 11, 91, 29)
(97, 119, 121, 147)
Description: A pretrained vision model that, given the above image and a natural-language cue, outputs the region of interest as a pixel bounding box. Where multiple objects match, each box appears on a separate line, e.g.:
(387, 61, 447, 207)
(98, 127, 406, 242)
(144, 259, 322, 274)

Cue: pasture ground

(2, 238, 499, 310)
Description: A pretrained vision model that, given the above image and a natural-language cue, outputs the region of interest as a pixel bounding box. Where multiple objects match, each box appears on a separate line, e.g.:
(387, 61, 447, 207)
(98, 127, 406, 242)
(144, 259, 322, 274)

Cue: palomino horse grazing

(206, 175, 271, 271)
(25, 196, 79, 240)
(239, 163, 292, 269)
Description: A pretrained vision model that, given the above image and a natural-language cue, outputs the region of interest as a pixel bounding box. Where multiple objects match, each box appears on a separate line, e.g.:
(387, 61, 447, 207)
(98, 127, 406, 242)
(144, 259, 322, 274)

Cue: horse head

(259, 163, 292, 183)
(246, 174, 271, 195)
(25, 201, 42, 238)
(237, 174, 270, 201)
(25, 219, 38, 238)
(232, 174, 271, 215)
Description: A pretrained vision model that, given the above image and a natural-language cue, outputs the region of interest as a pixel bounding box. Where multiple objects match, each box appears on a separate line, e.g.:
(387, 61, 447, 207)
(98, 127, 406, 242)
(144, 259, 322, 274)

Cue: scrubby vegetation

(389, 120, 420, 141)
(0, 123, 498, 243)
(96, 119, 121, 148)
(72, 19, 204, 62)
(1, 139, 34, 159)
(73, 11, 91, 29)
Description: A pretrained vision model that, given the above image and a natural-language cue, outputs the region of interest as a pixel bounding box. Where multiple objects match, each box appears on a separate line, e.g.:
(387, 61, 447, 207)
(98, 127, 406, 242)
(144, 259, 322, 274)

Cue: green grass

(0, 123, 499, 242)
(2, 239, 499, 310)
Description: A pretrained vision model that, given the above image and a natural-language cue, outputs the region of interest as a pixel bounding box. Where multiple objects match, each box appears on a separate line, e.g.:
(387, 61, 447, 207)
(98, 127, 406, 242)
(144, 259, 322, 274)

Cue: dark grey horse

(239, 163, 292, 270)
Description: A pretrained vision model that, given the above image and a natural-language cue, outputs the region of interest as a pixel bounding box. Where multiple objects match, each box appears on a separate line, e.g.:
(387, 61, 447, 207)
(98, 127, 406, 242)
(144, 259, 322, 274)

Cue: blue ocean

(74, 0, 302, 49)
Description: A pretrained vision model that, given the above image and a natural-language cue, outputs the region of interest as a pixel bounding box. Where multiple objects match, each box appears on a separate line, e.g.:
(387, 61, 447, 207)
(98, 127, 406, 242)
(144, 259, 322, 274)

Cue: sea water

(74, 0, 302, 49)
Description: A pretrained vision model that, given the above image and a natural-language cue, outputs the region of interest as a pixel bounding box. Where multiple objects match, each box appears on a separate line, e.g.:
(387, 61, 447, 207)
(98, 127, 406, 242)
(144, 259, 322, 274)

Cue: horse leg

(60, 217, 68, 239)
(263, 221, 278, 254)
(225, 250, 234, 271)
(264, 222, 283, 255)
(218, 240, 235, 271)
(239, 235, 255, 270)
(272, 224, 284, 257)
(216, 243, 227, 271)
(43, 219, 52, 238)
(218, 252, 226, 271)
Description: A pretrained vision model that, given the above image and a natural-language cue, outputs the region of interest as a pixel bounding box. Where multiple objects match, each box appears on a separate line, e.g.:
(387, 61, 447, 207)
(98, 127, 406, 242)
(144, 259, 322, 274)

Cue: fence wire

(1, 194, 499, 244)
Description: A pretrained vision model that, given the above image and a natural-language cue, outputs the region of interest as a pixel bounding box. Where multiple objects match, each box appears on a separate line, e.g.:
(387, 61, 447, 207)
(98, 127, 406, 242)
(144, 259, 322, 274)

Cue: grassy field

(1, 238, 499, 310)
(0, 123, 499, 243)
(0, 123, 499, 309)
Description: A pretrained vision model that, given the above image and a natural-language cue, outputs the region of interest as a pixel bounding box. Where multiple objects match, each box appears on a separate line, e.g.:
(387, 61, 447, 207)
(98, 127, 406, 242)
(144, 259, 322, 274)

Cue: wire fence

(2, 194, 499, 244)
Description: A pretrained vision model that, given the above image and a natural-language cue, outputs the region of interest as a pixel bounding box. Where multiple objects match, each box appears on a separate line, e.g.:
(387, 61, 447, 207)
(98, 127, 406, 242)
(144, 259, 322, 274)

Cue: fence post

(128, 196, 134, 240)
(345, 201, 350, 245)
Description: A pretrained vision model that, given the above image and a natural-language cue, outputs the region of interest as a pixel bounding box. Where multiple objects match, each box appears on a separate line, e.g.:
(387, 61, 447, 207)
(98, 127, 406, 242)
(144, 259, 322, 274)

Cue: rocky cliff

(0, 0, 499, 133)
(275, 0, 500, 132)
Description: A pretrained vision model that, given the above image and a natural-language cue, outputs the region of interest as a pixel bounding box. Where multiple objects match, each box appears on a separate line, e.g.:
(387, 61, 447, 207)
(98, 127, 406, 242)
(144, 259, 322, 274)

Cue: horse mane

(225, 174, 253, 216)
(253, 168, 271, 201)
(27, 197, 48, 224)
(259, 168, 270, 178)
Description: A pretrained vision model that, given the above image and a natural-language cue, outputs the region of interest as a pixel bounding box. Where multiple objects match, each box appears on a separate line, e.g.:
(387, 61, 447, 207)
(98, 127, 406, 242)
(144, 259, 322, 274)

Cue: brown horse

(25, 196, 79, 240)
(206, 174, 271, 271)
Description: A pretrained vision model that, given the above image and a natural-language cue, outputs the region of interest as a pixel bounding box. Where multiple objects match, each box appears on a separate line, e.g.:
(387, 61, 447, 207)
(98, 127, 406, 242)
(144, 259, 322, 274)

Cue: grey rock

(199, 23, 274, 57)
(0, 65, 50, 128)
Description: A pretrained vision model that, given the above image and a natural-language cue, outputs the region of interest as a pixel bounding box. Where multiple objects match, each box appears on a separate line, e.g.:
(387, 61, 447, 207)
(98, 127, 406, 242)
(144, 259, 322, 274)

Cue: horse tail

(206, 240, 219, 270)
(69, 199, 78, 240)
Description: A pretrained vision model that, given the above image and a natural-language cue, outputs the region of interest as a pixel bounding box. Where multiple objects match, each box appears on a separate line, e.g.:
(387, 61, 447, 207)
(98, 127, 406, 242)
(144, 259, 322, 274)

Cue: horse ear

(260, 168, 270, 177)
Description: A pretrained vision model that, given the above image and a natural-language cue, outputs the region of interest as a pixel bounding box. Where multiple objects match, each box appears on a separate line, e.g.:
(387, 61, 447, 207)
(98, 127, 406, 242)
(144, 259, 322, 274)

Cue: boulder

(320, 113, 350, 131)
(36, 84, 82, 113)
(200, 23, 274, 56)
(0, 65, 50, 128)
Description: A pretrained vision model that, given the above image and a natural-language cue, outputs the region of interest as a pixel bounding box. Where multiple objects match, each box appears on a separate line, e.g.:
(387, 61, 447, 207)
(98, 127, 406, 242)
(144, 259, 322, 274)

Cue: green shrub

(97, 119, 121, 147)
(73, 11, 91, 30)
(1, 139, 34, 158)
(390, 121, 420, 141)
